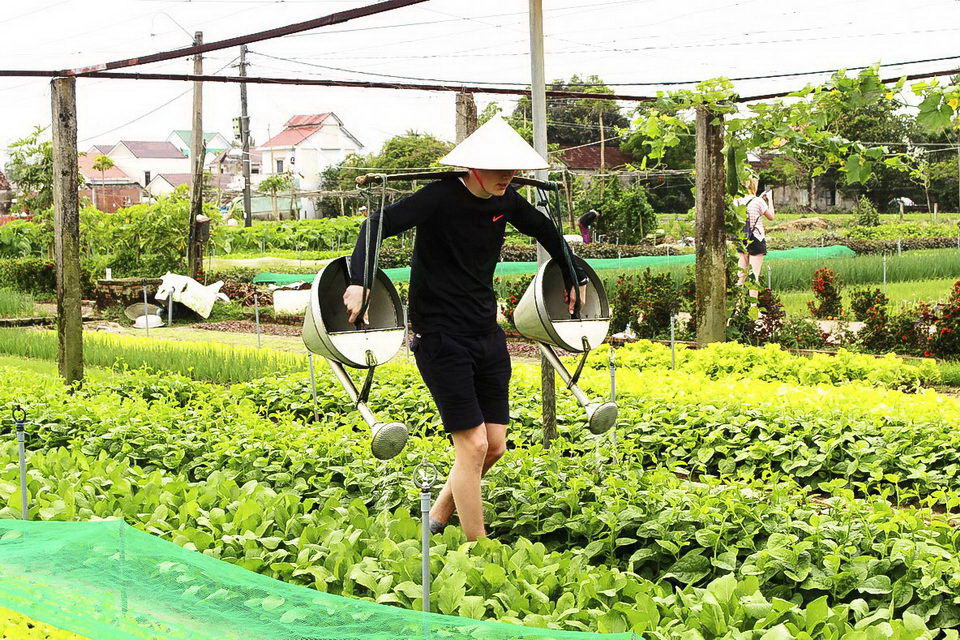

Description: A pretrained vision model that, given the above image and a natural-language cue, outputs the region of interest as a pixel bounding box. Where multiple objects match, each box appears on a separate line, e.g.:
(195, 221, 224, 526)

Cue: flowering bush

(497, 275, 533, 328)
(775, 316, 827, 350)
(609, 270, 678, 337)
(849, 287, 889, 322)
(808, 267, 843, 319)
(634, 270, 676, 339)
(926, 281, 960, 358)
(856, 301, 929, 356)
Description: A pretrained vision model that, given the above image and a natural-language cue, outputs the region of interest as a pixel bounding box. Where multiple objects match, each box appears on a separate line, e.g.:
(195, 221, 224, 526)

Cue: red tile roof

(118, 141, 187, 159)
(285, 113, 330, 127)
(259, 126, 320, 149)
(558, 143, 632, 170)
(78, 152, 131, 181)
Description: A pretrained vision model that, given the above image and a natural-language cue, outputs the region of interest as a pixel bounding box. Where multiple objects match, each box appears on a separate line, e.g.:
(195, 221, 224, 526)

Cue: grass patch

(215, 248, 348, 261)
(595, 248, 960, 293)
(0, 329, 307, 384)
(0, 353, 115, 383)
(0, 287, 38, 318)
(936, 360, 960, 387)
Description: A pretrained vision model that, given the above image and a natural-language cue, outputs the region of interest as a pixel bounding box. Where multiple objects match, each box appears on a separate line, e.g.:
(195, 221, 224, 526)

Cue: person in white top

(735, 177, 775, 299)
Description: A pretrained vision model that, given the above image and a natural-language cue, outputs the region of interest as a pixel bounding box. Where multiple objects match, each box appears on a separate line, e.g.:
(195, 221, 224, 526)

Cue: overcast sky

(2, 0, 959, 165)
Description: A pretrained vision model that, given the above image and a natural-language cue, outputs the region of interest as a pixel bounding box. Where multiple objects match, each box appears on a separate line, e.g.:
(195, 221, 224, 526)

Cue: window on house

(276, 159, 284, 173)
(144, 171, 151, 185)
(252, 167, 260, 175)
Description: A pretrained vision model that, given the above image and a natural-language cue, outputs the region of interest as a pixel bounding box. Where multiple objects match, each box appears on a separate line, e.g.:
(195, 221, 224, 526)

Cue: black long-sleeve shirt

(350, 177, 585, 336)
(578, 210, 598, 227)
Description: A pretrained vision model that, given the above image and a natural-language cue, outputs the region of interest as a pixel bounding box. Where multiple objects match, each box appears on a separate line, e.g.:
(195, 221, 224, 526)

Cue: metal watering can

(302, 257, 409, 460)
(513, 255, 618, 435)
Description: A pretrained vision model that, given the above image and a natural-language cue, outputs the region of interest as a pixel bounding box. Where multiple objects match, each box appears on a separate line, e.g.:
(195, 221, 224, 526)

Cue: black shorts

(742, 238, 767, 256)
(411, 329, 512, 433)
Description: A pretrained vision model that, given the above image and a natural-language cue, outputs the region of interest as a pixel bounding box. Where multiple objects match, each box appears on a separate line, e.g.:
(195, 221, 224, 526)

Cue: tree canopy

(509, 74, 628, 147)
(324, 131, 453, 192)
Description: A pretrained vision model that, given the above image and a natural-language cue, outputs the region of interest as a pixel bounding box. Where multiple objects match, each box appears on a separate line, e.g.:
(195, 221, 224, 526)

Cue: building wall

(109, 145, 191, 187)
(770, 181, 856, 212)
(81, 183, 142, 212)
(145, 179, 178, 198)
(259, 124, 362, 190)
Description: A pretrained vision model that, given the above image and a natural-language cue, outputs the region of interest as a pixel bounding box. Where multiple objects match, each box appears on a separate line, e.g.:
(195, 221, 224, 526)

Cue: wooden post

(239, 44, 254, 228)
(563, 169, 576, 232)
(898, 199, 905, 222)
(51, 77, 84, 385)
(694, 106, 726, 344)
(188, 31, 204, 279)
(455, 91, 478, 143)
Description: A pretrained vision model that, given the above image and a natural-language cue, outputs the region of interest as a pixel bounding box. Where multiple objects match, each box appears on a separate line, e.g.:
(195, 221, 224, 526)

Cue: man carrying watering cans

(344, 116, 587, 540)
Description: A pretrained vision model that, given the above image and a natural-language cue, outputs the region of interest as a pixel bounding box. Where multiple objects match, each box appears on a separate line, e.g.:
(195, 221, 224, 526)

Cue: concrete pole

(51, 76, 84, 385)
(454, 90, 478, 143)
(239, 44, 254, 228)
(529, 0, 557, 445)
(188, 31, 204, 278)
(694, 106, 727, 344)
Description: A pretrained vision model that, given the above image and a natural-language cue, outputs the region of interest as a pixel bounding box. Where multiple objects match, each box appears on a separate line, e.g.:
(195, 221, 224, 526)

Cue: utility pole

(51, 77, 84, 385)
(455, 90, 478, 143)
(529, 0, 557, 446)
(239, 44, 254, 227)
(694, 105, 727, 344)
(187, 31, 204, 279)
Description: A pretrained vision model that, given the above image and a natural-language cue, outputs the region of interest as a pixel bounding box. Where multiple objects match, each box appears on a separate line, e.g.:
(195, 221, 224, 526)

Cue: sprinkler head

(371, 421, 409, 460)
(586, 402, 618, 435)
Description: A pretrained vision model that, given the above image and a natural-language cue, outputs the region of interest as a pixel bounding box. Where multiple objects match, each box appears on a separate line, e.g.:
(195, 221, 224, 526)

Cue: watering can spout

(303, 257, 410, 460)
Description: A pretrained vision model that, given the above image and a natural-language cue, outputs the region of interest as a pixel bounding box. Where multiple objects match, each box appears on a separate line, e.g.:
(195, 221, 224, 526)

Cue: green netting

(252, 245, 856, 285)
(0, 519, 634, 640)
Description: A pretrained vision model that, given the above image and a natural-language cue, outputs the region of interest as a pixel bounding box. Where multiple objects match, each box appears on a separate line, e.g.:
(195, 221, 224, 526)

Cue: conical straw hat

(440, 116, 549, 170)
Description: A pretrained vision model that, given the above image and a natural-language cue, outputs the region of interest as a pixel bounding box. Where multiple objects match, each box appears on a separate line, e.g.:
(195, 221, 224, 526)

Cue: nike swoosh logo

(492, 214, 505, 222)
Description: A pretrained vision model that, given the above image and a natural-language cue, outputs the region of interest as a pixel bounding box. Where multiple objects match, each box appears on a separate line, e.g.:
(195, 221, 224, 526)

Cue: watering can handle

(567, 337, 591, 388)
(357, 351, 377, 404)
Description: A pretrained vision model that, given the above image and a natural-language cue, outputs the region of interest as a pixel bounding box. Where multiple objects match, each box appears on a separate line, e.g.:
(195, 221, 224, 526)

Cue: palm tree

(92, 154, 114, 211)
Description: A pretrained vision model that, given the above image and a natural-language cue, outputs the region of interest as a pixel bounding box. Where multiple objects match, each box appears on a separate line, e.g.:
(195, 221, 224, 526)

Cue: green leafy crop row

(590, 341, 939, 391)
(5, 365, 960, 630)
(0, 427, 949, 639)
(0, 606, 81, 639)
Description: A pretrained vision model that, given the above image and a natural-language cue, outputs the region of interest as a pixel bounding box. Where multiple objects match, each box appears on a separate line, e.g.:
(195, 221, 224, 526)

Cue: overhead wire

(78, 55, 239, 143)
(250, 50, 960, 88)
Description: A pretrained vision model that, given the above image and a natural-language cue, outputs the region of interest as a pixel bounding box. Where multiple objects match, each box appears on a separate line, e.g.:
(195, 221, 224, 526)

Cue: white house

(107, 141, 191, 187)
(257, 113, 363, 204)
(166, 130, 232, 166)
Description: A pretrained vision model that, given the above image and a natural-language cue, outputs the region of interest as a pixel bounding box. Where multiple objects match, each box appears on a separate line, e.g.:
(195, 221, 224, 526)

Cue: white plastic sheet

(155, 273, 230, 319)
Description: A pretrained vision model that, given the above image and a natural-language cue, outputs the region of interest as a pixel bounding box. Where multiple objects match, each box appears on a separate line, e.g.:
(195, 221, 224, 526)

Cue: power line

(298, 25, 960, 62)
(0, 69, 659, 102)
(78, 57, 238, 143)
(252, 50, 960, 88)
(61, 0, 428, 75)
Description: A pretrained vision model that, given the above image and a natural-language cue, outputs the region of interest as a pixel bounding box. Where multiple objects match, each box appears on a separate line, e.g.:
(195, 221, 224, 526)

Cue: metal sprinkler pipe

(12, 406, 29, 520)
(142, 284, 150, 338)
(413, 462, 438, 614)
(254, 293, 262, 348)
